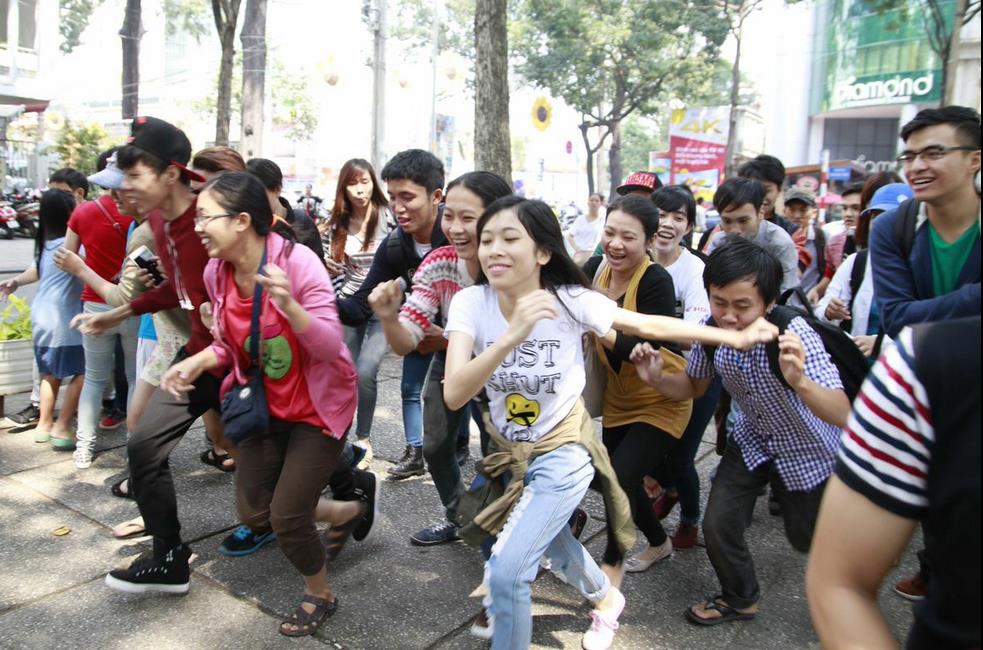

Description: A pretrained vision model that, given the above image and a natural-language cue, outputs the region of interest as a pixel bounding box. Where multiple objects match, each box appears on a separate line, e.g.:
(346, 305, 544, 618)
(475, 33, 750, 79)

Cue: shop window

(0, 0, 8, 46)
(824, 118, 900, 164)
(18, 0, 36, 50)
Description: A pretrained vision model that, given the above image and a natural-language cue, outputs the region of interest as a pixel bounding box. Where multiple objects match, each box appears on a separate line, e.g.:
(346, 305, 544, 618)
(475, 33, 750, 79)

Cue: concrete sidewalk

(0, 355, 917, 649)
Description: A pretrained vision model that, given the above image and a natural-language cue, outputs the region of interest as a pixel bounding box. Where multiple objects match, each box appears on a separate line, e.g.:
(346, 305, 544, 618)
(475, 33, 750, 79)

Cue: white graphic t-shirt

(445, 284, 617, 443)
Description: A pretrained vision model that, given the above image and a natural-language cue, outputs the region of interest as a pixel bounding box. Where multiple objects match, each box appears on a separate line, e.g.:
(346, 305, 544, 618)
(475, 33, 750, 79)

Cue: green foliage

(165, 0, 211, 41)
(59, 0, 104, 53)
(513, 0, 729, 123)
(270, 61, 319, 142)
(52, 120, 110, 176)
(620, 115, 666, 174)
(387, 0, 477, 57)
(193, 56, 319, 143)
(0, 296, 31, 342)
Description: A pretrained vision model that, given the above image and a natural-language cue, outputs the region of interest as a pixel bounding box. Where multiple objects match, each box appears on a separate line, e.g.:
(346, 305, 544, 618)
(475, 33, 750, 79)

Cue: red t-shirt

(222, 269, 322, 430)
(67, 195, 134, 303)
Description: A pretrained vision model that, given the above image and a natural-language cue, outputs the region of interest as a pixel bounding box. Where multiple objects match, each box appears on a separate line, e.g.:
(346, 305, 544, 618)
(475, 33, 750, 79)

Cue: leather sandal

(199, 448, 235, 472)
(279, 594, 338, 637)
(685, 595, 757, 626)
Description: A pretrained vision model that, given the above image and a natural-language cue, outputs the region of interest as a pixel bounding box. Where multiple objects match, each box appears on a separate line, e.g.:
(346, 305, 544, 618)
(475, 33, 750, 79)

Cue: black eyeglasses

(896, 145, 979, 165)
(194, 212, 236, 226)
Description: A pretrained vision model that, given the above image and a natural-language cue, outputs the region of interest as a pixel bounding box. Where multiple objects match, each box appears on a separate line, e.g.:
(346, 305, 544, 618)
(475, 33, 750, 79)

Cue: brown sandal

(279, 594, 338, 637)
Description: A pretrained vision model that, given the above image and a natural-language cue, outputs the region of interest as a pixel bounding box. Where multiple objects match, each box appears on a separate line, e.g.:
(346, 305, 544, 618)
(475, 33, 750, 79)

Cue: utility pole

(370, 0, 387, 170)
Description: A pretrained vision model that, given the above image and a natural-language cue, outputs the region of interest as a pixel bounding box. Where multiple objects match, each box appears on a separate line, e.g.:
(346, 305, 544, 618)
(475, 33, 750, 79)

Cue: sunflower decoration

(532, 97, 552, 132)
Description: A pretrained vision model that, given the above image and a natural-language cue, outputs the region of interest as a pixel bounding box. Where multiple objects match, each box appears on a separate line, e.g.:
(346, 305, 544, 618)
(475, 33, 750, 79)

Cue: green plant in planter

(0, 295, 32, 341)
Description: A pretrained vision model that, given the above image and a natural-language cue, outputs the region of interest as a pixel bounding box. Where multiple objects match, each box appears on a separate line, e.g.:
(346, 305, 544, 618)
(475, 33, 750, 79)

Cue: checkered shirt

(688, 315, 843, 491)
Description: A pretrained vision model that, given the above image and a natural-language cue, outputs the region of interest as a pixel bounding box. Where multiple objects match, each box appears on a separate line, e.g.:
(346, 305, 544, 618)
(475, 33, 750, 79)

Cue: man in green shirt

(869, 104, 981, 603)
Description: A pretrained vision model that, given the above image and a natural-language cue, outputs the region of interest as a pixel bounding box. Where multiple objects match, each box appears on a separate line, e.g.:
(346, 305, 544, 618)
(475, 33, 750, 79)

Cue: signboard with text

(668, 106, 730, 199)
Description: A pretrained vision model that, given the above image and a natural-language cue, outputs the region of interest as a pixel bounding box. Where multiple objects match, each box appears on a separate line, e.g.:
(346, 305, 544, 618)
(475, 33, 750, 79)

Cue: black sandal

(685, 595, 756, 626)
(110, 477, 135, 500)
(279, 594, 338, 637)
(199, 449, 235, 472)
(322, 508, 364, 562)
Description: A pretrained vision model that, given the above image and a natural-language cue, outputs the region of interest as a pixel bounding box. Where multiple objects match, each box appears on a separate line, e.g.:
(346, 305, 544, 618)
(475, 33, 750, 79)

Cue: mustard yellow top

(594, 259, 693, 437)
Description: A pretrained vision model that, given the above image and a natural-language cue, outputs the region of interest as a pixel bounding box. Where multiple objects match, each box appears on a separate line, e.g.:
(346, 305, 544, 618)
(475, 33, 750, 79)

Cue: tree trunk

(580, 123, 595, 194)
(120, 0, 142, 120)
(239, 0, 267, 158)
(473, 0, 512, 183)
(212, 0, 243, 147)
(724, 21, 743, 179)
(607, 119, 623, 201)
(942, 0, 967, 104)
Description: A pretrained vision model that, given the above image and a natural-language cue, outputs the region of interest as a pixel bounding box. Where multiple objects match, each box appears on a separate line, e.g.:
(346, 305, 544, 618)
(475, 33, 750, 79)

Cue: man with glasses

(869, 105, 981, 601)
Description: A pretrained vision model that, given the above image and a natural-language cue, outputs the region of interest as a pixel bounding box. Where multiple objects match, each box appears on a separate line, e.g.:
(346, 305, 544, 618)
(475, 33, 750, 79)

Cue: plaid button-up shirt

(688, 316, 843, 491)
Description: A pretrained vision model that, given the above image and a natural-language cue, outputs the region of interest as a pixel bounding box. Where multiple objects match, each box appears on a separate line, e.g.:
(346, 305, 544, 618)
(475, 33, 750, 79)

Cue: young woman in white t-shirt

(325, 159, 392, 466)
(443, 197, 777, 650)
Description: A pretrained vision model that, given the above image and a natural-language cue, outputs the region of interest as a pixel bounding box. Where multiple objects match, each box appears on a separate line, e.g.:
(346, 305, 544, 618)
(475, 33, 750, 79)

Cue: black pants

(702, 442, 826, 608)
(129, 369, 221, 552)
(601, 421, 678, 566)
(422, 351, 466, 521)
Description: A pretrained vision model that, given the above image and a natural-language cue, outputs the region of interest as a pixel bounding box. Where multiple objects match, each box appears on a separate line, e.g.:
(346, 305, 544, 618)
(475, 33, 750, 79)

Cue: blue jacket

(870, 204, 981, 339)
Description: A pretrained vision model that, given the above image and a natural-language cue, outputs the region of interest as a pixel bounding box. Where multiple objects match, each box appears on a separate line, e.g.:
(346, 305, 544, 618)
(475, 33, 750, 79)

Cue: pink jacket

(204, 234, 357, 439)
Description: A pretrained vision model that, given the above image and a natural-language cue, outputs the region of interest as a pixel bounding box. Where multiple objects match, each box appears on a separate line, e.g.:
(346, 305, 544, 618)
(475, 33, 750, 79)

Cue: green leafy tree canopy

(52, 120, 111, 175)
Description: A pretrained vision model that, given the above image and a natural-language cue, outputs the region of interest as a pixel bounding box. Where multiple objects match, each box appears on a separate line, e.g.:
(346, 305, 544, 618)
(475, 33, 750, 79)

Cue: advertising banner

(648, 151, 671, 187)
(669, 107, 730, 199)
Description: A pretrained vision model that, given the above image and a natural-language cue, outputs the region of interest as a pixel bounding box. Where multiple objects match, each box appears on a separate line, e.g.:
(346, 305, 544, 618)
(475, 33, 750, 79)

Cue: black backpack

(705, 287, 869, 400)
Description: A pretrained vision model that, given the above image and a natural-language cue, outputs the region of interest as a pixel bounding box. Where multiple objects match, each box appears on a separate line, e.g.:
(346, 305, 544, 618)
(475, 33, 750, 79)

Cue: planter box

(0, 339, 34, 396)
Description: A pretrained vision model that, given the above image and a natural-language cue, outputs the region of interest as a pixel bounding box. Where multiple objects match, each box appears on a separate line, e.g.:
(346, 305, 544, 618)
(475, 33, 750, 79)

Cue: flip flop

(685, 596, 757, 626)
(112, 517, 146, 540)
(110, 477, 135, 500)
(50, 436, 76, 451)
(199, 448, 235, 472)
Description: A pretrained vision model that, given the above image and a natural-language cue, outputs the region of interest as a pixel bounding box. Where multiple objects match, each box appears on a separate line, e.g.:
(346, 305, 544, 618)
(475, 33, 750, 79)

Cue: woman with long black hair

(442, 197, 776, 649)
(1, 190, 84, 446)
(326, 158, 392, 466)
(159, 172, 362, 636)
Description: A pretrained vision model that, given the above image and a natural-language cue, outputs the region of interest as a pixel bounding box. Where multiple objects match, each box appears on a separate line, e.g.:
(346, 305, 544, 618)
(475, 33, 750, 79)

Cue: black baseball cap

(127, 116, 205, 182)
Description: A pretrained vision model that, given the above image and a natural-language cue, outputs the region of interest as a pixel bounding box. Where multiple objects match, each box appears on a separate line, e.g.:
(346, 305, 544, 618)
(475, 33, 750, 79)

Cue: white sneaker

(623, 538, 673, 573)
(355, 440, 373, 470)
(73, 448, 94, 469)
(582, 587, 625, 650)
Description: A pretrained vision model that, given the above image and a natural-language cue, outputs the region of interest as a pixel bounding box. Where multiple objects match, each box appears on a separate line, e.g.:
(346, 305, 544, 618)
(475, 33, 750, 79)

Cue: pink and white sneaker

(582, 587, 625, 650)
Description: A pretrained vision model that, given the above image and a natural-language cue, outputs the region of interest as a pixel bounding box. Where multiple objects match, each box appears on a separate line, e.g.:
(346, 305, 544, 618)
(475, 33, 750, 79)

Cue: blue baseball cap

(862, 183, 914, 216)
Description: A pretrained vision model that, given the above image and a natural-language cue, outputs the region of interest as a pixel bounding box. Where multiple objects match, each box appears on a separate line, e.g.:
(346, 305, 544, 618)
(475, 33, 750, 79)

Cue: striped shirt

(836, 328, 932, 519)
(399, 245, 475, 347)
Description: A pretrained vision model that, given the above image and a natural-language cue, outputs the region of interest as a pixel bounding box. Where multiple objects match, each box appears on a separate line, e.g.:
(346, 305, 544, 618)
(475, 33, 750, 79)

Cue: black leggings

(601, 421, 678, 565)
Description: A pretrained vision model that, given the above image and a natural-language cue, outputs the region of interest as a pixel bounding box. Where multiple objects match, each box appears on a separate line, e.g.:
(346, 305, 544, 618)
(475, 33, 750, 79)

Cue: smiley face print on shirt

(244, 320, 293, 380)
(505, 393, 541, 428)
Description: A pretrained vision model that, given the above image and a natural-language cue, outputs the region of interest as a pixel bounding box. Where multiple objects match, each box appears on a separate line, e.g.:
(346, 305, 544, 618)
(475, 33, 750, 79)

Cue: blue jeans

(486, 443, 610, 649)
(76, 302, 138, 453)
(400, 350, 432, 448)
(343, 319, 390, 440)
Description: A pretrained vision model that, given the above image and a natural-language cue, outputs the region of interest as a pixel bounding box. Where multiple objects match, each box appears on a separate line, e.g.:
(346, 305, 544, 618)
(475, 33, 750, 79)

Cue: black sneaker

(218, 525, 277, 557)
(410, 520, 460, 546)
(104, 544, 192, 594)
(569, 507, 589, 540)
(352, 470, 380, 542)
(387, 446, 425, 480)
(6, 404, 40, 427)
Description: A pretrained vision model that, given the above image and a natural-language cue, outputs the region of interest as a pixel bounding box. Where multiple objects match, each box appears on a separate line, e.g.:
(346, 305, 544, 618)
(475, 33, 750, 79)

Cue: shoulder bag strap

(247, 244, 268, 375)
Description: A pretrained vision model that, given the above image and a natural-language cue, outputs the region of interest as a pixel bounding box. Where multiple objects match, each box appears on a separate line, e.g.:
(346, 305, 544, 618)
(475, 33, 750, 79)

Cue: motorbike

(1, 190, 39, 238)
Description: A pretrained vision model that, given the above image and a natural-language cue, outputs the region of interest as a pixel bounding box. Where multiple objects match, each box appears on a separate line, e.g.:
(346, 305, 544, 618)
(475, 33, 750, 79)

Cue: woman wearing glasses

(162, 172, 362, 637)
